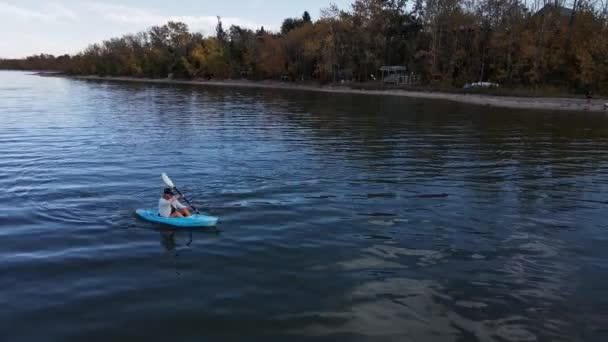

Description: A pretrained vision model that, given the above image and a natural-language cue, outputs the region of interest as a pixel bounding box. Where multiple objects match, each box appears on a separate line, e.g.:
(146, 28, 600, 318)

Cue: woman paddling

(159, 188, 192, 218)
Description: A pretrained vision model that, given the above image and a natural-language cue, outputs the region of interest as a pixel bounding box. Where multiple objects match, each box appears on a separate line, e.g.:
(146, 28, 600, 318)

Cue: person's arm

(171, 196, 189, 210)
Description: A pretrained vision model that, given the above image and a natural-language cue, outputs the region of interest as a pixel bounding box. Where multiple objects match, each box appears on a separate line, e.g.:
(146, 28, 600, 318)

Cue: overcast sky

(0, 0, 353, 58)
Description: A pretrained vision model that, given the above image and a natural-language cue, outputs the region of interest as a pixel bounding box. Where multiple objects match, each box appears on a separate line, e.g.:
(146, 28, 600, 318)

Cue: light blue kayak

(136, 209, 218, 228)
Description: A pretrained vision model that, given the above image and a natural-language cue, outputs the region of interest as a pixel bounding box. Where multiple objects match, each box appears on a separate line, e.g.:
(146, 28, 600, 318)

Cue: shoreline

(71, 75, 608, 113)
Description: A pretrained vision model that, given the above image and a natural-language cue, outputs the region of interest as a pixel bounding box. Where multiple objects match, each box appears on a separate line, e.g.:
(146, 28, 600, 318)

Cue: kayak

(136, 209, 218, 228)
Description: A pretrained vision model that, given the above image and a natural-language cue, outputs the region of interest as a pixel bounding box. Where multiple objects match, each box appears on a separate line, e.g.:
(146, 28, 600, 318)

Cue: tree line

(2, 0, 607, 94)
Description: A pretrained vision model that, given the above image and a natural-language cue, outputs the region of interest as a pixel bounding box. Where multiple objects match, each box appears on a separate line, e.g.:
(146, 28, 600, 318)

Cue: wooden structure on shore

(379, 66, 420, 85)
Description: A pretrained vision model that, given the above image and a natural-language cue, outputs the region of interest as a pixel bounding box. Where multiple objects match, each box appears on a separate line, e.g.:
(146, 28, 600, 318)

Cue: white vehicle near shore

(464, 82, 500, 89)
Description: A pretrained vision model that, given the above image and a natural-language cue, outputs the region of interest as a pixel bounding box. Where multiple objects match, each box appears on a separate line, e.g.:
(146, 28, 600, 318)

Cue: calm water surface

(1, 71, 607, 341)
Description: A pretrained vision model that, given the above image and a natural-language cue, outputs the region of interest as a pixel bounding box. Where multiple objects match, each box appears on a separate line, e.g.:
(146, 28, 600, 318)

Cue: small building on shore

(380, 66, 406, 84)
(379, 66, 420, 85)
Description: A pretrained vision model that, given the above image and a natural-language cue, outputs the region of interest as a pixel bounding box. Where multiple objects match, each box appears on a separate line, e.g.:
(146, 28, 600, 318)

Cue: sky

(0, 0, 353, 58)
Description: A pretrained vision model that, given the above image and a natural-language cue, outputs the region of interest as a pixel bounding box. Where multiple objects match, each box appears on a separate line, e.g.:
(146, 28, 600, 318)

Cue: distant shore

(70, 75, 608, 113)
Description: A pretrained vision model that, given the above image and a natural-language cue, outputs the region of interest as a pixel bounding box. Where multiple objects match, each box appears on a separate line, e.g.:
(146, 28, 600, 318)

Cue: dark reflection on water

(1, 71, 607, 341)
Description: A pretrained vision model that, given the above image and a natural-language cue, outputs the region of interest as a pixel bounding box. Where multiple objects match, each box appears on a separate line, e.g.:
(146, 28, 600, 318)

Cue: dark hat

(163, 188, 174, 195)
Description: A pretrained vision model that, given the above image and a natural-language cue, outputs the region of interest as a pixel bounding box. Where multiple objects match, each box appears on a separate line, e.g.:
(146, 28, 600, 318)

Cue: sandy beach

(72, 75, 608, 113)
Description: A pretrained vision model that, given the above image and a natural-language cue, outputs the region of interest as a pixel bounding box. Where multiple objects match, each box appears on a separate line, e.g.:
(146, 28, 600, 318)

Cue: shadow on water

(158, 227, 221, 252)
(159, 230, 193, 251)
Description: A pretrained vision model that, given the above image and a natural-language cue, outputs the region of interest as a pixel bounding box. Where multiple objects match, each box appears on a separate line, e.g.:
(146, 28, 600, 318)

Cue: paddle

(162, 173, 199, 213)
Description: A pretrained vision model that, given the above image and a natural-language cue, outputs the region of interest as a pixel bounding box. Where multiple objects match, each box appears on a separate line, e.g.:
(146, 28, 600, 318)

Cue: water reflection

(303, 239, 573, 341)
(159, 230, 193, 253)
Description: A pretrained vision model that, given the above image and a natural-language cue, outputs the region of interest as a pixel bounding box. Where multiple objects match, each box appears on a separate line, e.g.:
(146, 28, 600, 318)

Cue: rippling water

(1, 71, 607, 341)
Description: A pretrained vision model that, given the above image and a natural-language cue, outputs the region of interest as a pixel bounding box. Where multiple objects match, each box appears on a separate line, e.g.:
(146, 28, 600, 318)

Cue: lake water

(1, 71, 607, 341)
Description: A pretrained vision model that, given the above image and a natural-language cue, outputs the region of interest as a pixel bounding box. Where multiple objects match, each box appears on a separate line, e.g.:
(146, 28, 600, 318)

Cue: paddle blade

(161, 173, 175, 188)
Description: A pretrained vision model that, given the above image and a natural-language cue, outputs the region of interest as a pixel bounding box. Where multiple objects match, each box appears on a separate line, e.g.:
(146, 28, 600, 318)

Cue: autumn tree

(256, 33, 286, 78)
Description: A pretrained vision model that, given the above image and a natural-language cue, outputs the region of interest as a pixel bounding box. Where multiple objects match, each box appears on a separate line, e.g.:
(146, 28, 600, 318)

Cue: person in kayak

(159, 188, 192, 218)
